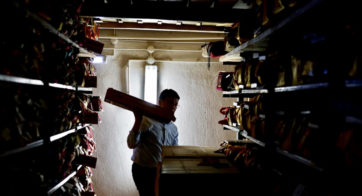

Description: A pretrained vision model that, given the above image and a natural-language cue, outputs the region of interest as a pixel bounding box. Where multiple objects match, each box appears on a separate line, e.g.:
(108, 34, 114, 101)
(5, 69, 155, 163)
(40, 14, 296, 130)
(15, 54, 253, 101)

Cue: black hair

(159, 89, 180, 100)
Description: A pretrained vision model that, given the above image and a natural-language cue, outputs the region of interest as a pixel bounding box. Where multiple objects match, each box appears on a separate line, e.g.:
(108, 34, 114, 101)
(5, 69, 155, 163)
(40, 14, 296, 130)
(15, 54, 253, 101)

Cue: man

(127, 89, 180, 196)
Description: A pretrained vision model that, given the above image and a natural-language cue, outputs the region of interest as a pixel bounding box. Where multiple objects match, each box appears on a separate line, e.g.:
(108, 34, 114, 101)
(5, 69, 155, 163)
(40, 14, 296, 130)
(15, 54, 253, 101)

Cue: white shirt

(127, 116, 178, 168)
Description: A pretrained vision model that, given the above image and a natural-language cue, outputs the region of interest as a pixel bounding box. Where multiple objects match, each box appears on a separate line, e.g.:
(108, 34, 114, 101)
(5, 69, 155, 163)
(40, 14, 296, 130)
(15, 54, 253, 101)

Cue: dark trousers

(132, 162, 157, 196)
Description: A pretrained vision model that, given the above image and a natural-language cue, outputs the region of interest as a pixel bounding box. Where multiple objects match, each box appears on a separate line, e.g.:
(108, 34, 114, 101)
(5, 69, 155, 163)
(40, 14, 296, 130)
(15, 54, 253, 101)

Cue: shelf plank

(345, 116, 362, 125)
(223, 125, 240, 132)
(0, 74, 44, 86)
(49, 124, 90, 142)
(276, 148, 323, 172)
(240, 130, 266, 147)
(0, 139, 44, 158)
(224, 0, 324, 56)
(0, 124, 90, 158)
(47, 165, 83, 195)
(0, 74, 93, 93)
(78, 87, 94, 94)
(48, 82, 93, 93)
(26, 11, 95, 56)
(222, 90, 240, 98)
(222, 83, 329, 97)
(222, 80, 361, 96)
(274, 82, 329, 92)
(222, 88, 268, 97)
(223, 127, 324, 172)
(241, 89, 268, 94)
(345, 80, 362, 88)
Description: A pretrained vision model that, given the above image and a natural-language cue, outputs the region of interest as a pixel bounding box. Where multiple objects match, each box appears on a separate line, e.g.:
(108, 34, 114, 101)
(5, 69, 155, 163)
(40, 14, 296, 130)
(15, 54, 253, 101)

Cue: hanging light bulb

(147, 54, 155, 64)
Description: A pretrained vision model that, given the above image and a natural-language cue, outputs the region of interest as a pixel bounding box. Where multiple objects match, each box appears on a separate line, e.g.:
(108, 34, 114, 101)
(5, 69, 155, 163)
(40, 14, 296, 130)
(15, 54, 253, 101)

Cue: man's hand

(131, 110, 143, 133)
(133, 110, 143, 122)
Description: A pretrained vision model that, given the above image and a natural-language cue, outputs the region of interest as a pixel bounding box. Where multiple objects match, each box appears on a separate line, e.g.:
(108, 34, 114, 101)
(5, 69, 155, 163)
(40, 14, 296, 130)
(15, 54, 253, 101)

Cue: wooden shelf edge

(0, 124, 90, 159)
(0, 74, 44, 86)
(276, 148, 323, 172)
(223, 125, 240, 132)
(0, 74, 93, 93)
(0, 139, 44, 158)
(49, 124, 90, 142)
(47, 165, 83, 195)
(240, 130, 266, 147)
(345, 80, 362, 88)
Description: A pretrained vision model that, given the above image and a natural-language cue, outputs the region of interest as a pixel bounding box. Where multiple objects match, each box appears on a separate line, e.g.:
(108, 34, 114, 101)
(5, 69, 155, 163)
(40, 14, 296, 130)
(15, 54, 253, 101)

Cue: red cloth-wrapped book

(104, 88, 176, 123)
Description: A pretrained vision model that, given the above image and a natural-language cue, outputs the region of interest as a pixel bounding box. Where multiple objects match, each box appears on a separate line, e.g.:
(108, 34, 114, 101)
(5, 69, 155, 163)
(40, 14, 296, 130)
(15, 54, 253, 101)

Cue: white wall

(157, 61, 237, 146)
(91, 51, 236, 196)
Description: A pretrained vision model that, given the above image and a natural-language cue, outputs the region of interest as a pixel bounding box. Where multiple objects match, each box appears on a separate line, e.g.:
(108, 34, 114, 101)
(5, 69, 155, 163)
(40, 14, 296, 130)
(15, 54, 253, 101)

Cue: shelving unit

(218, 0, 362, 195)
(224, 0, 325, 56)
(25, 10, 96, 56)
(224, 126, 324, 171)
(1, 1, 100, 195)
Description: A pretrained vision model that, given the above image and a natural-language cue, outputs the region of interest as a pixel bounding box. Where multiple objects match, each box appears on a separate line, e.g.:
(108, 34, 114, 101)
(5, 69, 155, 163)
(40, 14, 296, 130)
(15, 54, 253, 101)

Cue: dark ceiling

(81, 0, 256, 23)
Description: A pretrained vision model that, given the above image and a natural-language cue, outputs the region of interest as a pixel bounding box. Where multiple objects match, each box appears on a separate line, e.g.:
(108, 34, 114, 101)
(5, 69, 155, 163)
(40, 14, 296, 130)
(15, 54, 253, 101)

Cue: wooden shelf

(224, 0, 324, 56)
(240, 131, 323, 172)
(48, 82, 93, 94)
(222, 90, 240, 98)
(223, 126, 267, 147)
(25, 10, 96, 57)
(345, 80, 362, 88)
(47, 165, 83, 195)
(0, 139, 44, 158)
(222, 82, 329, 97)
(0, 74, 93, 93)
(226, 129, 323, 172)
(223, 125, 240, 132)
(274, 83, 329, 92)
(0, 124, 90, 159)
(275, 148, 323, 172)
(0, 74, 44, 86)
(49, 124, 90, 142)
(239, 130, 266, 147)
(241, 88, 268, 94)
(345, 116, 362, 125)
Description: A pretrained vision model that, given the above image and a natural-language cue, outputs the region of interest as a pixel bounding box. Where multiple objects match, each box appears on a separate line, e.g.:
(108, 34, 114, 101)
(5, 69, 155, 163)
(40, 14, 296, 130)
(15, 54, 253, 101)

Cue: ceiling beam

(100, 39, 203, 51)
(98, 29, 225, 41)
(97, 22, 226, 33)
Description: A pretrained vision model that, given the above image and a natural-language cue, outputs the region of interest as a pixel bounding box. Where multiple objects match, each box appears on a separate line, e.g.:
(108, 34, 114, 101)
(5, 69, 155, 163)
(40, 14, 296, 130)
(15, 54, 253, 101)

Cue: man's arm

(127, 111, 143, 149)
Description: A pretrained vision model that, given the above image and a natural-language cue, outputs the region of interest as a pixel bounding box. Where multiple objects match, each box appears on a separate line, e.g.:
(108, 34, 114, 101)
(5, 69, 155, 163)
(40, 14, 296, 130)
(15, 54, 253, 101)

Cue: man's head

(158, 89, 180, 114)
